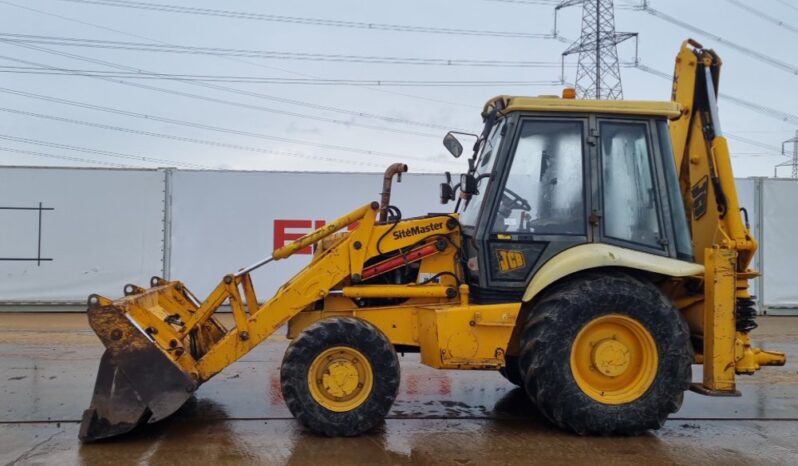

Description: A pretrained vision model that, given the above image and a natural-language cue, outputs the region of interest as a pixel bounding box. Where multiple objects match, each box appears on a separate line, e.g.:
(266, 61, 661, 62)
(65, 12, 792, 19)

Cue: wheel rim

(308, 346, 374, 412)
(570, 314, 658, 405)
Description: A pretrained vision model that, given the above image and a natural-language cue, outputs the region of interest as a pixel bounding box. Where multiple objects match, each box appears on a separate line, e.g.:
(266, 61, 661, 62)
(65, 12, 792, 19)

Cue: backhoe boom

(669, 39, 784, 393)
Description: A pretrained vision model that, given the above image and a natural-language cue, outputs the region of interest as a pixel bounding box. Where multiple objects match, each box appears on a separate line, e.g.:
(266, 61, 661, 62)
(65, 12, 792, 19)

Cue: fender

(523, 244, 704, 302)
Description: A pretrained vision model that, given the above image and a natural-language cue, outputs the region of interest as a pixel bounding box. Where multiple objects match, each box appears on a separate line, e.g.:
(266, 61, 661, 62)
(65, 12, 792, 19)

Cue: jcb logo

(497, 249, 525, 272)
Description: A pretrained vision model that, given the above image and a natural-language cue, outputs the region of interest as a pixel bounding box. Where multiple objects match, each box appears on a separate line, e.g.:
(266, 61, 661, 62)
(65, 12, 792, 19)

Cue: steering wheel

(501, 187, 531, 212)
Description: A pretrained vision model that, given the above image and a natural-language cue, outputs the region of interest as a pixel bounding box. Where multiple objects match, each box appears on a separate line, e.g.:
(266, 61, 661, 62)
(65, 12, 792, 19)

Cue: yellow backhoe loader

(79, 39, 785, 441)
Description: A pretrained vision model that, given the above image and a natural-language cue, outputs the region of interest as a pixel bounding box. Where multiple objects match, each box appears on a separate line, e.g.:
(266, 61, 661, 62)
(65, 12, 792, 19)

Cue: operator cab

(442, 93, 693, 303)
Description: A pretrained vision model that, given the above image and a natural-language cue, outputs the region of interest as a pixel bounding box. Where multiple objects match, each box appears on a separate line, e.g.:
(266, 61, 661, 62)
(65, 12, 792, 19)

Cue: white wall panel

(762, 179, 798, 308)
(0, 167, 165, 302)
(3, 166, 796, 311)
(169, 171, 441, 299)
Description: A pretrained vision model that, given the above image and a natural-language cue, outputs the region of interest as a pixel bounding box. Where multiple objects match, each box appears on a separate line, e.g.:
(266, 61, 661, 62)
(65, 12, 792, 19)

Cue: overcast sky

(0, 0, 796, 177)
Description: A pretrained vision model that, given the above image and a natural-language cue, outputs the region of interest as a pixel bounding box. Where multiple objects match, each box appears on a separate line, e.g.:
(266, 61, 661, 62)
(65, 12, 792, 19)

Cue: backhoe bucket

(79, 300, 197, 442)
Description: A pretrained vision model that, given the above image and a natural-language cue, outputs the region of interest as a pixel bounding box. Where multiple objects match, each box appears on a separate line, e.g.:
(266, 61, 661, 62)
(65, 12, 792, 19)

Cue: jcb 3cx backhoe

(79, 40, 785, 441)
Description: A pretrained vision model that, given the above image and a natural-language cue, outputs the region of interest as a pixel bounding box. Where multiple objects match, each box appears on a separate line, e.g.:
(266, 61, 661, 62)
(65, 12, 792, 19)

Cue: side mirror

(439, 183, 455, 204)
(443, 132, 463, 158)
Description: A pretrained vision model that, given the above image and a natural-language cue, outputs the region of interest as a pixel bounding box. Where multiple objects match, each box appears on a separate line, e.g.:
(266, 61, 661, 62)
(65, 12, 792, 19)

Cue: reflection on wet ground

(2, 313, 798, 465)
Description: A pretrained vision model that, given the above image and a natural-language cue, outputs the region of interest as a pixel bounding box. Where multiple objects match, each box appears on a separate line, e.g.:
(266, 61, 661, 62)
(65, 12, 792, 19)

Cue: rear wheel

(519, 273, 692, 435)
(280, 317, 400, 436)
(499, 355, 524, 386)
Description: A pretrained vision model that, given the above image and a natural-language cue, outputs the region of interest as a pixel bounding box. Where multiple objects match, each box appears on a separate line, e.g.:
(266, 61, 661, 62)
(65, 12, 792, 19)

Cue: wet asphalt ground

(1, 313, 797, 465)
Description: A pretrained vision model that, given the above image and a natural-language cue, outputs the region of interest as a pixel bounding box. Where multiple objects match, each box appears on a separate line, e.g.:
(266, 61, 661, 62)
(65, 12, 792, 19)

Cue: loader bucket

(79, 299, 197, 442)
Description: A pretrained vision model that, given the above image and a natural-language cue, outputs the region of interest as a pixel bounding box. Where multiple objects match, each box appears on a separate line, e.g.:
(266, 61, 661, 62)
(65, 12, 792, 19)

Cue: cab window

(657, 120, 693, 259)
(492, 120, 585, 235)
(599, 122, 663, 249)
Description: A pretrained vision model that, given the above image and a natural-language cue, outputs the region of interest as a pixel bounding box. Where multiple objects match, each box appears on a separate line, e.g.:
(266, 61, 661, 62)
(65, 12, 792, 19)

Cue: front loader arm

(669, 39, 784, 394)
(174, 202, 460, 382)
(194, 202, 381, 379)
(80, 200, 462, 441)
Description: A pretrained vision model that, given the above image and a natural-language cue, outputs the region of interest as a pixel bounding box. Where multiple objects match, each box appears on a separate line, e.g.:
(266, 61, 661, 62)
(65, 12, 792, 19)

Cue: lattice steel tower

(556, 0, 637, 99)
(777, 130, 798, 178)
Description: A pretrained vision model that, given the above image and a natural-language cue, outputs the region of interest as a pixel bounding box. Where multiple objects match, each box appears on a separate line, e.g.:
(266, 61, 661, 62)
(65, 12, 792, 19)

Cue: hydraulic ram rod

(234, 202, 378, 277)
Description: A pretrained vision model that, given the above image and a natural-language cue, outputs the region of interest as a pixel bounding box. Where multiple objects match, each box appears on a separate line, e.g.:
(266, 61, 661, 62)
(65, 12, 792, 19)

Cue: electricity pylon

(556, 0, 637, 99)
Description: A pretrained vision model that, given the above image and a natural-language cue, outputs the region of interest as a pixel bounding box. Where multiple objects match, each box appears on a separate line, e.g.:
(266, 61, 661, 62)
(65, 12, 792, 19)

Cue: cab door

(478, 117, 591, 294)
(594, 119, 670, 256)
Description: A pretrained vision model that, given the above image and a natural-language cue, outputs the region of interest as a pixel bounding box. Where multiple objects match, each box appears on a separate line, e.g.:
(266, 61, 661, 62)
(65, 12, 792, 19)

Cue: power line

(632, 63, 794, 156)
(0, 26, 483, 159)
(57, 0, 556, 39)
(488, 0, 637, 8)
(719, 93, 798, 126)
(725, 130, 797, 135)
(631, 63, 789, 154)
(0, 106, 393, 169)
(0, 2, 471, 169)
(0, 45, 453, 140)
(774, 0, 798, 14)
(1, 37, 564, 164)
(0, 34, 493, 135)
(634, 64, 798, 126)
(628, 2, 798, 76)
(725, 0, 798, 35)
(7, 49, 798, 165)
(725, 134, 783, 155)
(730, 152, 788, 157)
(2, 3, 790, 164)
(17, 2, 788, 166)
(483, 0, 562, 5)
(0, 86, 447, 164)
(0, 145, 134, 167)
(0, 33, 567, 68)
(0, 134, 212, 168)
(0, 66, 565, 87)
(0, 0, 475, 109)
(0, 32, 472, 130)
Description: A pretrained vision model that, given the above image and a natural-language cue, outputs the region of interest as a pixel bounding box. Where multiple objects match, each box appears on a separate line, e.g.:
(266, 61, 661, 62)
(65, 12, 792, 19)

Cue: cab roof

(485, 95, 683, 119)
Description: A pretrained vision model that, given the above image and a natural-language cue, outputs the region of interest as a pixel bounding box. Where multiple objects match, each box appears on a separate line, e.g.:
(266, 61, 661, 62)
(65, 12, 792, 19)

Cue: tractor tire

(519, 272, 692, 435)
(499, 355, 524, 387)
(280, 316, 400, 436)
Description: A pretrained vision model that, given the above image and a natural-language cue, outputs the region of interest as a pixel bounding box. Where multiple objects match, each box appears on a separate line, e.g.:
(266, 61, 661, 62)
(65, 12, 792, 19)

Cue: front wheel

(280, 317, 400, 436)
(519, 273, 692, 435)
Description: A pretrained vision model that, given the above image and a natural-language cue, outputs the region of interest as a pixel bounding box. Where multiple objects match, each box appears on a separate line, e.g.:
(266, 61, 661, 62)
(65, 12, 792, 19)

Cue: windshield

(459, 119, 506, 227)
(492, 120, 585, 235)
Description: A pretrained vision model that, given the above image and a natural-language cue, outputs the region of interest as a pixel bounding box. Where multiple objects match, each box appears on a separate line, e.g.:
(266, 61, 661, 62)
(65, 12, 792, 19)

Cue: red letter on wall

(274, 219, 313, 254)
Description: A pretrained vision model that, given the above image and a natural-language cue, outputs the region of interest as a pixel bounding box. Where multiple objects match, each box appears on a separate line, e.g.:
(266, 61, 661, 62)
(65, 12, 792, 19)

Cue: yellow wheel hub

(592, 339, 631, 377)
(570, 314, 658, 404)
(308, 346, 373, 412)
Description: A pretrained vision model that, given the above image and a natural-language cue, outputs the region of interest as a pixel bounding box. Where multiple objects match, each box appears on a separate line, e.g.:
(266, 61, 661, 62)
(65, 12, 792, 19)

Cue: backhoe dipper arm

(670, 39, 756, 268)
(669, 39, 784, 394)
